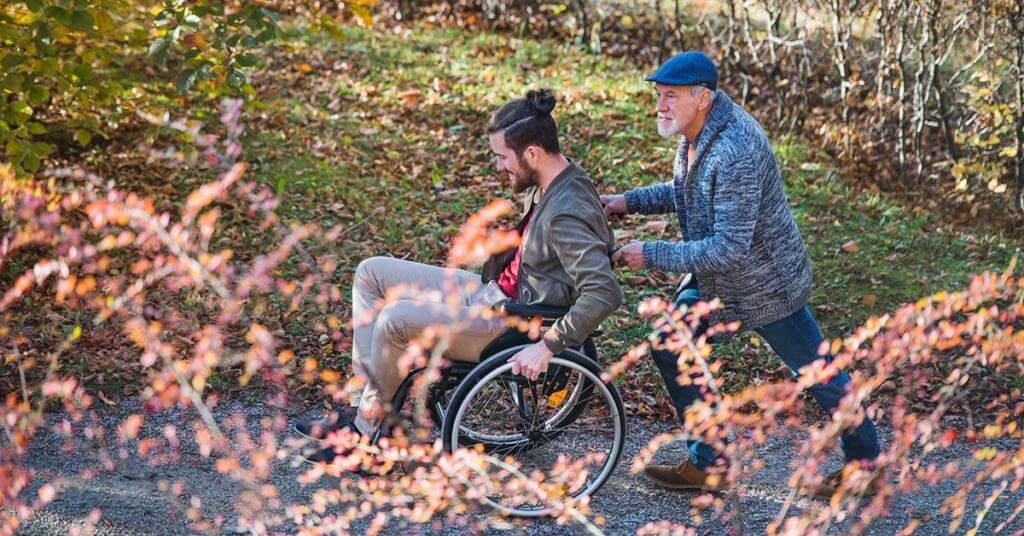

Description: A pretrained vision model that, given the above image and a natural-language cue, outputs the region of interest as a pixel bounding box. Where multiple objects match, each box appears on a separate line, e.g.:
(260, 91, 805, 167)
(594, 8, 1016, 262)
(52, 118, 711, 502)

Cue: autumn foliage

(3, 1, 1024, 534)
(2, 98, 1023, 534)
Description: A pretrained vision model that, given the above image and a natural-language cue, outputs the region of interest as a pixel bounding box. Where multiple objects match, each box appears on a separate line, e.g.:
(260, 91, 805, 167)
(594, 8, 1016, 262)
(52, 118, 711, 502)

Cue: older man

(603, 51, 880, 499)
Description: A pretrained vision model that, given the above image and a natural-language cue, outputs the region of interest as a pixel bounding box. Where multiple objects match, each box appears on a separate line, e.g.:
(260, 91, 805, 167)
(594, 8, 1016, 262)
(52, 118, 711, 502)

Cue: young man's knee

(374, 302, 407, 336)
(355, 256, 392, 287)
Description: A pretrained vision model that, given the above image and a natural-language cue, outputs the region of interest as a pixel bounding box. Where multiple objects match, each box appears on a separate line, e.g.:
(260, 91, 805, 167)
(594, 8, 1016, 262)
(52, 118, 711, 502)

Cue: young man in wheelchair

(296, 89, 623, 463)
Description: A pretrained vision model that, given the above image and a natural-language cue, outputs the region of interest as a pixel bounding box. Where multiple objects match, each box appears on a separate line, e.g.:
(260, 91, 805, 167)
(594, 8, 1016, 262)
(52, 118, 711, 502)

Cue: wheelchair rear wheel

(440, 346, 625, 517)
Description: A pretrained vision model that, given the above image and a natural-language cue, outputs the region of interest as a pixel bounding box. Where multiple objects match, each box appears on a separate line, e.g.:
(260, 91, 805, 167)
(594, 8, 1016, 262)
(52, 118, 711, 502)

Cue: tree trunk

(1012, 7, 1024, 213)
(931, 71, 960, 162)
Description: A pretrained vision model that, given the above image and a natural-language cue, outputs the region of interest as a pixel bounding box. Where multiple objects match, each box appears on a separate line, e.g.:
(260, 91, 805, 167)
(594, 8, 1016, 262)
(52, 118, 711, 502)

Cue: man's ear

(525, 145, 541, 164)
(700, 90, 712, 110)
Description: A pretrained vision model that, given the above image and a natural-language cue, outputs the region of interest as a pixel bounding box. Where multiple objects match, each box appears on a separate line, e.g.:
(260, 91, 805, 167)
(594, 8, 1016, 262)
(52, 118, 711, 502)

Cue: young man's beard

(511, 157, 540, 194)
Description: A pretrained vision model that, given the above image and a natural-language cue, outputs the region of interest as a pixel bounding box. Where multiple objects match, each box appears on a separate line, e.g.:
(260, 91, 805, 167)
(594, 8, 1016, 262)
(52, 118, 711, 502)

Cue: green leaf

(25, 0, 43, 12)
(2, 54, 26, 69)
(174, 67, 197, 93)
(235, 54, 258, 67)
(70, 9, 94, 32)
(226, 66, 246, 89)
(74, 129, 92, 146)
(255, 27, 277, 44)
(71, 63, 92, 81)
(27, 86, 49, 105)
(9, 102, 32, 124)
(6, 139, 23, 156)
(1, 74, 25, 91)
(148, 37, 172, 67)
(44, 6, 72, 27)
(23, 153, 41, 172)
(40, 57, 59, 77)
(30, 141, 52, 156)
(26, 122, 46, 135)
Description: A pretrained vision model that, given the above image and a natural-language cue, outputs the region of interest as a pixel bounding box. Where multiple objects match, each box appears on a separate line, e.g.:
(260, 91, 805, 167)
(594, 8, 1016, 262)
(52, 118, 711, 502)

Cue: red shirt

(497, 203, 536, 299)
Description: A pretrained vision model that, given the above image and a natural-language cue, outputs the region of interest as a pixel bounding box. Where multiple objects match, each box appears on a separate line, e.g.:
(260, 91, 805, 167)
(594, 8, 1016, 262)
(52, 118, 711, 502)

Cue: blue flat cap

(645, 51, 717, 90)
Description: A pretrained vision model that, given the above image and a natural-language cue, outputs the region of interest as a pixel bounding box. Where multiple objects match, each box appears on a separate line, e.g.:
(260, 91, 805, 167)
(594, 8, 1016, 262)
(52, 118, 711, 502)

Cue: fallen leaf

(643, 221, 669, 233)
(98, 391, 115, 406)
(398, 89, 421, 110)
(841, 240, 859, 253)
(860, 294, 876, 307)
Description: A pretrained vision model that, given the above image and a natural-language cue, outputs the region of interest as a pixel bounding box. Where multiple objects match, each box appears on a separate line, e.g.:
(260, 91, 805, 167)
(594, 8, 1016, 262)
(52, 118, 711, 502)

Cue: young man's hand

(509, 341, 554, 381)
(612, 240, 645, 270)
(600, 194, 627, 220)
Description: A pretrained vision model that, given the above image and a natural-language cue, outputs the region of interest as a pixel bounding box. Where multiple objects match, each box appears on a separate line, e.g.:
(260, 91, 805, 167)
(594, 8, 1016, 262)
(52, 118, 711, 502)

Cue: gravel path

(10, 397, 1023, 535)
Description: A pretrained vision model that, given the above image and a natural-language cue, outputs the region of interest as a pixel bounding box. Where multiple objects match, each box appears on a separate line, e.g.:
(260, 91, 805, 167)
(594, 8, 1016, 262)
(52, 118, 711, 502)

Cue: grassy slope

(237, 25, 1020, 407)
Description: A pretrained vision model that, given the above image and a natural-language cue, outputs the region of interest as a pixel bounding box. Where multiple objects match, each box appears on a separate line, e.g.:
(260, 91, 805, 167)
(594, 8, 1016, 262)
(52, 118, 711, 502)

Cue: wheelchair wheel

(441, 346, 625, 517)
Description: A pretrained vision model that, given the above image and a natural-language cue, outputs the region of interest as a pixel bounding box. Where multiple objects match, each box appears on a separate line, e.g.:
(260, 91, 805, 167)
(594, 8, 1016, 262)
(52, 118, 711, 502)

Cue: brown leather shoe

(643, 460, 731, 492)
(810, 465, 884, 500)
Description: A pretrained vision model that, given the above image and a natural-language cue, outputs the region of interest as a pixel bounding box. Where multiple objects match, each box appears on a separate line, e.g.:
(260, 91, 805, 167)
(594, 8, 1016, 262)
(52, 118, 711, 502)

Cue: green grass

(233, 25, 1021, 394)
(4, 21, 1019, 406)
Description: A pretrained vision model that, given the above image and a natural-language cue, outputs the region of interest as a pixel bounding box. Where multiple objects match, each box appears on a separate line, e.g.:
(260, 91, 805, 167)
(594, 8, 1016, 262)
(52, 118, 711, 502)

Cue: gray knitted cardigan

(624, 90, 812, 338)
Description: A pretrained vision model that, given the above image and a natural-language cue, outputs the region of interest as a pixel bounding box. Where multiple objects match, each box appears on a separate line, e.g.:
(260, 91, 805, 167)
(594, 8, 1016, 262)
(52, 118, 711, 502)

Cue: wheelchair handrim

(449, 354, 624, 518)
(451, 367, 589, 445)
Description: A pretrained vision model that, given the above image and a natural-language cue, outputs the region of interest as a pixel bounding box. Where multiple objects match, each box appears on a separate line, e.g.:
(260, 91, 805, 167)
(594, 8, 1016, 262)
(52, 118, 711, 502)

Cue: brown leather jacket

(482, 161, 623, 353)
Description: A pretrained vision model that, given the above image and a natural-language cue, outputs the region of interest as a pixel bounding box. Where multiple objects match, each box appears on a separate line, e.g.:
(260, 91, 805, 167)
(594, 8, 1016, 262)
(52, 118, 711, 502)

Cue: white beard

(657, 117, 681, 139)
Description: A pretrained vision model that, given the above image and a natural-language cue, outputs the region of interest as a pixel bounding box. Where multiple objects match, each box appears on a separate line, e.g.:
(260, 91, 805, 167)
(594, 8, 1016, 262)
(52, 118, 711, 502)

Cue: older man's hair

(688, 85, 714, 99)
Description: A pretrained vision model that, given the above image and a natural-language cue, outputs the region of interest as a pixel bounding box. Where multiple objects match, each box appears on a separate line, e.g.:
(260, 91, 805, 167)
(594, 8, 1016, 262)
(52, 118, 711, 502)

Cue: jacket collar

(680, 90, 734, 174)
(523, 158, 580, 214)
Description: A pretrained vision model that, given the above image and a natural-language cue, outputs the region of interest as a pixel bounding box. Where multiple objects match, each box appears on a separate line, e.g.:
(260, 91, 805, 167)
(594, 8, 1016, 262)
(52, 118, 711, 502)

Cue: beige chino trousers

(349, 256, 508, 435)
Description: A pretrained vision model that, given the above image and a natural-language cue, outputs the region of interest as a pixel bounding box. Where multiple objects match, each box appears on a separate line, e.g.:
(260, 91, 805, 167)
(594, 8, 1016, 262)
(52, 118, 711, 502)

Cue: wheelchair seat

(477, 300, 568, 360)
(478, 329, 536, 360)
(477, 300, 601, 361)
(495, 300, 570, 320)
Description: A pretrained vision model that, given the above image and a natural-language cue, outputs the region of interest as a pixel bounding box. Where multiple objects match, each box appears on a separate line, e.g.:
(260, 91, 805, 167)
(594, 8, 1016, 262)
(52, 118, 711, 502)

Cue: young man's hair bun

(526, 89, 556, 116)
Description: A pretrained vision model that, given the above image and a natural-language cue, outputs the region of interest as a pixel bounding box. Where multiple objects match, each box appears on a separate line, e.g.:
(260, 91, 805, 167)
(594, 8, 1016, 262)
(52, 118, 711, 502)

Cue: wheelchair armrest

(496, 300, 570, 320)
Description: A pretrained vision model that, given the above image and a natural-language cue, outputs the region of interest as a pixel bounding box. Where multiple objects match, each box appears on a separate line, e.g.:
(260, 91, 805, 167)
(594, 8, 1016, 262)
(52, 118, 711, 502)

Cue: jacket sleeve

(624, 181, 675, 215)
(542, 214, 624, 353)
(641, 158, 762, 273)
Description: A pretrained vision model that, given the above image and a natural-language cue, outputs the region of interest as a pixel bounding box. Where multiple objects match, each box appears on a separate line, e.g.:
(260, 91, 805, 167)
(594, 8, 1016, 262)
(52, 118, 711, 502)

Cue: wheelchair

(382, 300, 626, 518)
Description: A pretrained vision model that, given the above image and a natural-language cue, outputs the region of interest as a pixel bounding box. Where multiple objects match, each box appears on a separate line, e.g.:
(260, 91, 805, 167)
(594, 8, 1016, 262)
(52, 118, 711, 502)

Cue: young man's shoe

(643, 460, 731, 492)
(298, 422, 361, 465)
(808, 464, 885, 500)
(299, 429, 396, 477)
(294, 408, 358, 441)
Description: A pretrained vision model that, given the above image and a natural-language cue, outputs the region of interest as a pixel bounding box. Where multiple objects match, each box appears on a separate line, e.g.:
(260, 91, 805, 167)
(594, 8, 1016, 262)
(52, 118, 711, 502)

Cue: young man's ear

(524, 145, 540, 164)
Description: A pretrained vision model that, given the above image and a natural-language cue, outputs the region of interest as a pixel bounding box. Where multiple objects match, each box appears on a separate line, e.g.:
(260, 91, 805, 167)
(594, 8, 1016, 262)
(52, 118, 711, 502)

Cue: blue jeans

(651, 283, 880, 470)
